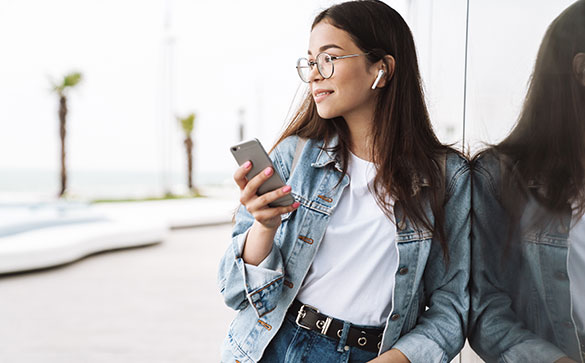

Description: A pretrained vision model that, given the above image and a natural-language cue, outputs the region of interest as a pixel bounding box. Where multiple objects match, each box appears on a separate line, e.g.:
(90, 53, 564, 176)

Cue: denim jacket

(469, 152, 585, 363)
(218, 135, 471, 363)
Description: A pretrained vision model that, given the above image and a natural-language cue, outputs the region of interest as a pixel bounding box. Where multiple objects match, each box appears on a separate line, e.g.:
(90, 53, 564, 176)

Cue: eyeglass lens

(296, 53, 334, 83)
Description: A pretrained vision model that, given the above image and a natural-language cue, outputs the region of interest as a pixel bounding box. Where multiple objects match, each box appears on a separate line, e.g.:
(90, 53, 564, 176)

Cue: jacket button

(399, 267, 408, 275)
(391, 313, 400, 321)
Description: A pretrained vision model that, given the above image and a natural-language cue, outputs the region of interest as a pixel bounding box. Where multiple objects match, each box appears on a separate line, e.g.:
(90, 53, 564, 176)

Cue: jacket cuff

(392, 333, 447, 363)
(235, 228, 285, 318)
(500, 338, 566, 363)
(235, 229, 282, 270)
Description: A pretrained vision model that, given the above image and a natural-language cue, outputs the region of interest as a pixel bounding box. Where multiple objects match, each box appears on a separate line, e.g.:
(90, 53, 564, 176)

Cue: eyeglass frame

(296, 52, 370, 83)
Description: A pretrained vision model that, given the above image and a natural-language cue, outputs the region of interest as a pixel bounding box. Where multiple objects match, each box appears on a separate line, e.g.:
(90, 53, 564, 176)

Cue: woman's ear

(374, 55, 395, 88)
(573, 52, 585, 86)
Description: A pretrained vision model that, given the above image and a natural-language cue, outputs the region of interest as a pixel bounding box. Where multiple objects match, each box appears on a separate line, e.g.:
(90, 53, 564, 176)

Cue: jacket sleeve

(216, 139, 295, 318)
(393, 155, 471, 363)
(467, 155, 566, 363)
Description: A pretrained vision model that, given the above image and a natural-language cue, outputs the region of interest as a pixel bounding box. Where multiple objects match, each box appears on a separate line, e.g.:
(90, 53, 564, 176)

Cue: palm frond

(177, 112, 196, 135)
(52, 72, 83, 94)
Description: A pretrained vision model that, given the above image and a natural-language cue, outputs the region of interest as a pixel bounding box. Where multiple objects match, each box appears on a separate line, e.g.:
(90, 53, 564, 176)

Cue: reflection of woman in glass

(470, 1, 585, 362)
(218, 0, 470, 362)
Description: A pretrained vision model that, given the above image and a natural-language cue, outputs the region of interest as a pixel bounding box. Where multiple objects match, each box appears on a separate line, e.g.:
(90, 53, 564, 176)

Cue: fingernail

(264, 167, 272, 176)
(292, 201, 300, 208)
(243, 161, 251, 168)
(282, 185, 291, 193)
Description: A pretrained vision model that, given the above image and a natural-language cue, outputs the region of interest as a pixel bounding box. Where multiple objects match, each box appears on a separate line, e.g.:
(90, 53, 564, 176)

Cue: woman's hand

(234, 161, 300, 230)
(366, 348, 410, 363)
(235, 161, 301, 265)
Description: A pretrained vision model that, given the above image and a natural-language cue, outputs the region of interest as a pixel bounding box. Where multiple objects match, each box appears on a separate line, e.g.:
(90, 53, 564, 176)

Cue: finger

(249, 185, 300, 214)
(255, 201, 300, 221)
(257, 185, 296, 209)
(243, 166, 274, 200)
(233, 161, 252, 190)
(247, 184, 293, 211)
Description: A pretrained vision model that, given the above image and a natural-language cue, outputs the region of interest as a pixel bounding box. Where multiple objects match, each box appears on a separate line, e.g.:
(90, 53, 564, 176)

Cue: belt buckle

(295, 304, 319, 330)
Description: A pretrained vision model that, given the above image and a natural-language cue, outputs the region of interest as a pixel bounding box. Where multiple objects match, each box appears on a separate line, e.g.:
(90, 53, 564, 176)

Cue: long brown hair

(272, 0, 451, 258)
(493, 0, 585, 220)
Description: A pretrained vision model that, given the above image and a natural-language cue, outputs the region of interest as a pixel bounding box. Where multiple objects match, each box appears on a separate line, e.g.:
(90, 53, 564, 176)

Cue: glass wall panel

(466, 0, 576, 152)
(466, 1, 584, 362)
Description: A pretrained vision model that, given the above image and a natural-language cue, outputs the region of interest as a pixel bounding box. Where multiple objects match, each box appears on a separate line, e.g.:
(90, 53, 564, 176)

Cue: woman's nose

(309, 64, 323, 83)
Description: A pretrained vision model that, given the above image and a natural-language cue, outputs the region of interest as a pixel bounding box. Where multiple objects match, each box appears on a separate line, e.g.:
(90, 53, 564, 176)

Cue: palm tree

(52, 72, 82, 198)
(177, 112, 198, 195)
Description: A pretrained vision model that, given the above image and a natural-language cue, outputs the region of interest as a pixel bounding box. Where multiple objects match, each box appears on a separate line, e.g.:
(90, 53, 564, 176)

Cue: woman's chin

(315, 107, 338, 120)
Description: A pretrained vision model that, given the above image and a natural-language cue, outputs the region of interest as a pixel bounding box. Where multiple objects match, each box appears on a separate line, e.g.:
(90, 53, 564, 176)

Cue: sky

(0, 0, 322, 175)
(0, 0, 577, 193)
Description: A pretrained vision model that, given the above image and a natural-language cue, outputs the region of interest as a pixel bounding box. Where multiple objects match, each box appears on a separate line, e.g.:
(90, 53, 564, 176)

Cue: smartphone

(230, 139, 295, 208)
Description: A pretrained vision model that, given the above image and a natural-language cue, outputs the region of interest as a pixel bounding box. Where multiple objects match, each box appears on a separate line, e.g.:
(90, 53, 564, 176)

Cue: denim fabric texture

(469, 152, 585, 363)
(218, 135, 471, 363)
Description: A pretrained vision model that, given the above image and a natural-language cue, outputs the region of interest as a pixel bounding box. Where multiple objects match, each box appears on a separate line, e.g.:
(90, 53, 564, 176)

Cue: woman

(218, 1, 470, 362)
(469, 1, 585, 362)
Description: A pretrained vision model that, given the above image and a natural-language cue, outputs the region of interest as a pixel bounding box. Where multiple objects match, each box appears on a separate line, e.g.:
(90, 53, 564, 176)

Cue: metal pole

(161, 0, 175, 196)
(238, 108, 245, 141)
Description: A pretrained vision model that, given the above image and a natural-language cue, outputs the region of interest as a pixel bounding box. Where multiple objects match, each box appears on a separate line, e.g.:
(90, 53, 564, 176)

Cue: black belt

(287, 299, 383, 354)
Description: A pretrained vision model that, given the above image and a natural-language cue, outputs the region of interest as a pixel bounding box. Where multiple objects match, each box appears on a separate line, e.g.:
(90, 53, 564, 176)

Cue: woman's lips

(313, 90, 334, 103)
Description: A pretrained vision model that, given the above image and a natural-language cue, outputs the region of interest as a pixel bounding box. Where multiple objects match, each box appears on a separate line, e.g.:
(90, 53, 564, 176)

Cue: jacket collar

(310, 134, 343, 172)
(308, 134, 431, 194)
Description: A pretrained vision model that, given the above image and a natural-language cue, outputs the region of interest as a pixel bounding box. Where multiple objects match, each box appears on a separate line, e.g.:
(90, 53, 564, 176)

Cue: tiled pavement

(0, 224, 236, 362)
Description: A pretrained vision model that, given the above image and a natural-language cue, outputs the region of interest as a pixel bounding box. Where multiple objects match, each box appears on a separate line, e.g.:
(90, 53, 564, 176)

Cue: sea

(0, 168, 233, 202)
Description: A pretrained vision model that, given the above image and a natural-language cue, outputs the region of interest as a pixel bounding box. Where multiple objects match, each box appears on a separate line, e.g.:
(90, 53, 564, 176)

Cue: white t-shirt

(296, 151, 399, 327)
(568, 208, 585, 334)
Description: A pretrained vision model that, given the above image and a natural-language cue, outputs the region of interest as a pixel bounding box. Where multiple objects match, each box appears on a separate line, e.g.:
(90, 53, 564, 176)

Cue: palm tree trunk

(184, 137, 193, 191)
(59, 94, 68, 197)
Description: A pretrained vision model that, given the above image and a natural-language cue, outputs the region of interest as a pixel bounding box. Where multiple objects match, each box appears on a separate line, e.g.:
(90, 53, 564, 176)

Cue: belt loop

(336, 320, 351, 352)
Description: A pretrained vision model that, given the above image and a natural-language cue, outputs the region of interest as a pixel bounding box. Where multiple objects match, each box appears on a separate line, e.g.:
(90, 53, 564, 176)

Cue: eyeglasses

(296, 52, 369, 83)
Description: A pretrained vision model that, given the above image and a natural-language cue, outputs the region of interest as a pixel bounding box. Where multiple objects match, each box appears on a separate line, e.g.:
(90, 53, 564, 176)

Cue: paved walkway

(0, 224, 236, 362)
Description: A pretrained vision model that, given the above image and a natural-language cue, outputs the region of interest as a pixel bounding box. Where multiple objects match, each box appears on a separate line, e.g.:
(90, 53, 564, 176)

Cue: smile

(313, 90, 334, 103)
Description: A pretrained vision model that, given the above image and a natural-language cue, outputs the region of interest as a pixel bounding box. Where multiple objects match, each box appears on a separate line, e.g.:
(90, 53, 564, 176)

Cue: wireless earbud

(371, 69, 385, 89)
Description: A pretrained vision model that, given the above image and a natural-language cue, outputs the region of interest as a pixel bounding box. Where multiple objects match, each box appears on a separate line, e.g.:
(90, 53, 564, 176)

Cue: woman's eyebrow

(307, 44, 344, 55)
